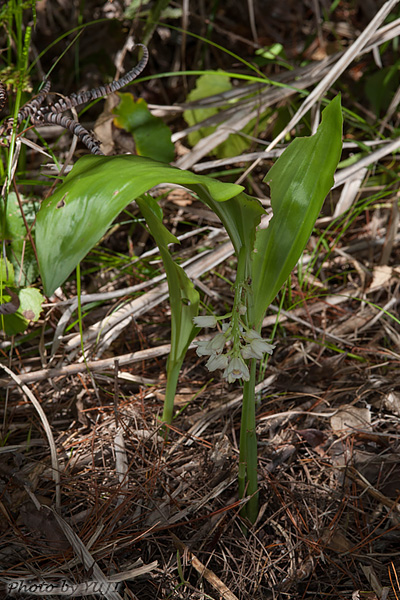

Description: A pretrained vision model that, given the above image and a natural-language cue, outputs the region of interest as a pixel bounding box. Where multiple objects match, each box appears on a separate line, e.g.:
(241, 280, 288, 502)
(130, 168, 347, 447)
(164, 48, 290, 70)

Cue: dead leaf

(382, 391, 400, 417)
(296, 428, 328, 448)
(167, 188, 193, 206)
(0, 287, 20, 315)
(320, 528, 352, 553)
(93, 94, 119, 155)
(368, 265, 393, 292)
(360, 564, 389, 600)
(19, 502, 70, 551)
(330, 405, 371, 433)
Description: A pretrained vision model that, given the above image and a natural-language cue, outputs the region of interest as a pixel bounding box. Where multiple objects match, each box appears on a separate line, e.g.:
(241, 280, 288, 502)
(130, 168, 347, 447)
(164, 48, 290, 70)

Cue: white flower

(242, 330, 262, 342)
(241, 345, 260, 360)
(206, 353, 229, 372)
(193, 315, 218, 328)
(208, 333, 226, 354)
(242, 330, 275, 359)
(194, 340, 215, 357)
(223, 356, 250, 382)
(194, 332, 226, 358)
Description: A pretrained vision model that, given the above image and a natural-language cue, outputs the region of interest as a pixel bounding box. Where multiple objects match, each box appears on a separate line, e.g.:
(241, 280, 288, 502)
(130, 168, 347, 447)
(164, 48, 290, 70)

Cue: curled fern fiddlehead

(0, 82, 7, 113)
(17, 80, 51, 121)
(44, 44, 149, 116)
(0, 43, 148, 155)
(34, 111, 102, 155)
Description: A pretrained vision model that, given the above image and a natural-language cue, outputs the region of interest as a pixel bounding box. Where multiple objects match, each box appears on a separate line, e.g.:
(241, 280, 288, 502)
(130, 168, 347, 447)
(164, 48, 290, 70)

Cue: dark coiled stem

(0, 82, 7, 113)
(35, 111, 103, 154)
(44, 44, 148, 115)
(17, 80, 51, 122)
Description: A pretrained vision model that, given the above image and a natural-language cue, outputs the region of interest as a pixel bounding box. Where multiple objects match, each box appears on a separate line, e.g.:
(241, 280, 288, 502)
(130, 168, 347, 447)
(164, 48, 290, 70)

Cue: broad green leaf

(0, 192, 39, 286)
(184, 71, 232, 147)
(113, 93, 175, 163)
(183, 72, 268, 159)
(136, 194, 199, 363)
(0, 307, 27, 337)
(19, 287, 44, 322)
(251, 95, 343, 327)
(35, 155, 243, 296)
(0, 287, 44, 335)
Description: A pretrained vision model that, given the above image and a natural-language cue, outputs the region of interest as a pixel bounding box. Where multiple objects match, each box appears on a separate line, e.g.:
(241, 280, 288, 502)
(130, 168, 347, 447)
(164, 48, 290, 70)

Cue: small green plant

(0, 256, 43, 335)
(0, 1, 44, 335)
(0, 190, 44, 335)
(34, 95, 342, 522)
(183, 71, 270, 159)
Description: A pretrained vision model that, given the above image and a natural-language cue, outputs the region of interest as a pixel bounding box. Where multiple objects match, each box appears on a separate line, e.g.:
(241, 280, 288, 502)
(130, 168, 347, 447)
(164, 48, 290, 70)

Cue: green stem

(238, 397, 247, 505)
(245, 359, 259, 522)
(237, 245, 259, 522)
(161, 359, 182, 426)
(5, 25, 31, 200)
(239, 359, 258, 522)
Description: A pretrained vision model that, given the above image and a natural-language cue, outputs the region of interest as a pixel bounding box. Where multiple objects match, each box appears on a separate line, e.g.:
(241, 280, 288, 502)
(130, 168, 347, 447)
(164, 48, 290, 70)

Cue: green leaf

(35, 155, 243, 296)
(251, 95, 343, 326)
(183, 71, 267, 159)
(0, 287, 44, 335)
(136, 194, 199, 363)
(0, 311, 28, 336)
(364, 62, 400, 116)
(255, 43, 284, 61)
(0, 192, 39, 286)
(192, 186, 264, 257)
(0, 257, 15, 286)
(184, 71, 232, 146)
(113, 93, 175, 163)
(19, 287, 43, 322)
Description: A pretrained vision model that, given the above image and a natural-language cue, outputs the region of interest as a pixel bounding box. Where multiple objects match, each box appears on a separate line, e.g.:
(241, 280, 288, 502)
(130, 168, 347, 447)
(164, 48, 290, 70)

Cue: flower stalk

(239, 358, 258, 522)
(193, 250, 275, 522)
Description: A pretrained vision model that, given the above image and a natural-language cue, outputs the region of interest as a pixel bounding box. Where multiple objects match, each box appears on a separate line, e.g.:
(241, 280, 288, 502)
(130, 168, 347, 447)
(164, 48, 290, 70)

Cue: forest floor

(1, 1, 400, 599)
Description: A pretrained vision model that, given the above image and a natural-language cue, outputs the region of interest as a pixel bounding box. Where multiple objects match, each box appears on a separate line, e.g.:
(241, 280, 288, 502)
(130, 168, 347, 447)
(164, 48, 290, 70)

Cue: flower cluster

(193, 314, 275, 383)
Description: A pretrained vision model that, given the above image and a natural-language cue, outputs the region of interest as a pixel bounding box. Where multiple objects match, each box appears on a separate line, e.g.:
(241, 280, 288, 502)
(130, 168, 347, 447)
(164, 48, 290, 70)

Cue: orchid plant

(188, 95, 342, 521)
(34, 96, 342, 523)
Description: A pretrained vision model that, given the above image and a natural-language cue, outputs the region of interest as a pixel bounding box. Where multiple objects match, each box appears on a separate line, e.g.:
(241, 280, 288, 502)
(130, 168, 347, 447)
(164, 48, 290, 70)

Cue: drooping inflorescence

(193, 311, 275, 383)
